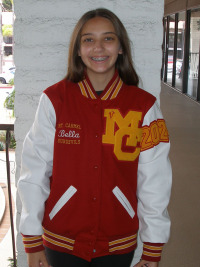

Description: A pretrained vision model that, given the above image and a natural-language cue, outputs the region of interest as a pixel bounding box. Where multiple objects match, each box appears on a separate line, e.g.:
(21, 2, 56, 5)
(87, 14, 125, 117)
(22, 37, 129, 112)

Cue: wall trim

(164, 0, 200, 16)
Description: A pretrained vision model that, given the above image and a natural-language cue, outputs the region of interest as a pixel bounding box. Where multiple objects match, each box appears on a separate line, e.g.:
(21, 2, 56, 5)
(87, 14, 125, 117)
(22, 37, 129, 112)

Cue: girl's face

(79, 16, 122, 80)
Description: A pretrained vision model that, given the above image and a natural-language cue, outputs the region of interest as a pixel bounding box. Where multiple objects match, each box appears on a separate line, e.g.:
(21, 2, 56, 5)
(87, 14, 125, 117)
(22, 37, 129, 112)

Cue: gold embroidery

(103, 109, 142, 161)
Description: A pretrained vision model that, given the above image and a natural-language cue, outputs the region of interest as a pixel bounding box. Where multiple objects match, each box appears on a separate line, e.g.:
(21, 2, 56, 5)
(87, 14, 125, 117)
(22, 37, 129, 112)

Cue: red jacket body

(18, 72, 172, 262)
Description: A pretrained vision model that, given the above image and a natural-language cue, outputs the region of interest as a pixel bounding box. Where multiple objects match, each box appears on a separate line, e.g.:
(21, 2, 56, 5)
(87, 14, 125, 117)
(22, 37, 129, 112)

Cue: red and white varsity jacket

(18, 71, 172, 262)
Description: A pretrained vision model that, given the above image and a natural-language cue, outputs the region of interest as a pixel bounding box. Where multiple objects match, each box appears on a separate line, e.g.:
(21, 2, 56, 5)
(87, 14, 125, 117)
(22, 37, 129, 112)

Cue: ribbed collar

(78, 71, 123, 100)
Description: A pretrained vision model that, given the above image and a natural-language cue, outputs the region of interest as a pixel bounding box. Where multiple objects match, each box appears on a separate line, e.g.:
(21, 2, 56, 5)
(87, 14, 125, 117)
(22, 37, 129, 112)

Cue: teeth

(91, 57, 107, 61)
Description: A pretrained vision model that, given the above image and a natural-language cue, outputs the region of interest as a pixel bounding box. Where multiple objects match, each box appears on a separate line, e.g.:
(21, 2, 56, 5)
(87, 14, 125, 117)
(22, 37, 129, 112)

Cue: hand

(133, 260, 159, 267)
(27, 251, 51, 267)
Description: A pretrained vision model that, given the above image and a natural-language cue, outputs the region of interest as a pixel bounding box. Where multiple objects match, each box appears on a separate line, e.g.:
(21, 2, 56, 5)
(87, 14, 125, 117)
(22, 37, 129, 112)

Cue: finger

(39, 264, 51, 267)
(39, 260, 50, 267)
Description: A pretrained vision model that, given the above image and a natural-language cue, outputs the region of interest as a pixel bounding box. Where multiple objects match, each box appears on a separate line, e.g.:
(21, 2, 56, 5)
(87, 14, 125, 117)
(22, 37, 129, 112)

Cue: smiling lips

(91, 56, 109, 62)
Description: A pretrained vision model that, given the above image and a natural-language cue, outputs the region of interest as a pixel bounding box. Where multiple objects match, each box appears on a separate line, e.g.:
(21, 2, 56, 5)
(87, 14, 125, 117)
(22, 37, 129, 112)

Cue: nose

(93, 40, 104, 52)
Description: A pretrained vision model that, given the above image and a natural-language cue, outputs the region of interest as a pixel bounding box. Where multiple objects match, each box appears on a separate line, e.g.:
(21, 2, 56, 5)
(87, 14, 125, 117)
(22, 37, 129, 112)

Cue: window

(167, 15, 175, 85)
(187, 8, 200, 99)
(162, 7, 200, 102)
(175, 12, 185, 91)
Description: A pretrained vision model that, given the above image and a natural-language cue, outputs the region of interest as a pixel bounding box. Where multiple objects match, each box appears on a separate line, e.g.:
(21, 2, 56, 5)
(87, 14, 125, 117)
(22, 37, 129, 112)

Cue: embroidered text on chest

(102, 109, 142, 161)
(58, 130, 80, 138)
(57, 122, 81, 145)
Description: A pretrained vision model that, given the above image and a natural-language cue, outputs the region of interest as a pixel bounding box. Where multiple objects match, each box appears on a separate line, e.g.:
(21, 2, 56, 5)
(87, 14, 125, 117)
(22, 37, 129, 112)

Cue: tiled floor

(160, 83, 200, 267)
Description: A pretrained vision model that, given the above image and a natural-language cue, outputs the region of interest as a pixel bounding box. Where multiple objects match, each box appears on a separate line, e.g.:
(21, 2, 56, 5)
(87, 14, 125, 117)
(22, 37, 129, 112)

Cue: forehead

(81, 16, 116, 34)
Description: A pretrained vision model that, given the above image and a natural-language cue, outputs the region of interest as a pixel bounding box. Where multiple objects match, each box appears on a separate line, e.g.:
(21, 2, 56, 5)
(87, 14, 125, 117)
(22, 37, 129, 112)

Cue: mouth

(90, 56, 109, 62)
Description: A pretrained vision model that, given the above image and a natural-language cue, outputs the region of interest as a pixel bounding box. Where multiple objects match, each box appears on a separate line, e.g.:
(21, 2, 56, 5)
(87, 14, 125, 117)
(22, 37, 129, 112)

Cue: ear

(78, 47, 81, 57)
(118, 47, 123, 55)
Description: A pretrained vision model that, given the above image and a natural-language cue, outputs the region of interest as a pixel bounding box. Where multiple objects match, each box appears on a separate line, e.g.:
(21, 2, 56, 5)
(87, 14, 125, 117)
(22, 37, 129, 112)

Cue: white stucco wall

(14, 0, 164, 266)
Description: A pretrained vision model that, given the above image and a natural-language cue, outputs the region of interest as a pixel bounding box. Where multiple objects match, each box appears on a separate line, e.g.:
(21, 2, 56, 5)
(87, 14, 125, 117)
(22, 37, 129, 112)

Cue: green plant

(7, 257, 17, 267)
(0, 142, 4, 151)
(9, 132, 16, 149)
(0, 131, 6, 143)
(2, 24, 13, 37)
(0, 131, 16, 150)
(2, 0, 13, 12)
(4, 89, 15, 110)
(9, 78, 14, 86)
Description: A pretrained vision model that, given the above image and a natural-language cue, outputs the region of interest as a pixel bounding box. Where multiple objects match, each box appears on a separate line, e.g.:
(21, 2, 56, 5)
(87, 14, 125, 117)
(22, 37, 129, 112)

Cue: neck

(87, 70, 115, 91)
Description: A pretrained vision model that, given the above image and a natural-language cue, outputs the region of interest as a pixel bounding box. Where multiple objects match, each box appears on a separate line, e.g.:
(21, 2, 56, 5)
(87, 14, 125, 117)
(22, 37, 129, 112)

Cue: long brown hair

(66, 8, 139, 86)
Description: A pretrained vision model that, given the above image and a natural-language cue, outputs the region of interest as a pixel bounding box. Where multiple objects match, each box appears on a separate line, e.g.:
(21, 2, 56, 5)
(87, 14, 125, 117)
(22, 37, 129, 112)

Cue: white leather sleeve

(137, 101, 172, 243)
(18, 93, 56, 235)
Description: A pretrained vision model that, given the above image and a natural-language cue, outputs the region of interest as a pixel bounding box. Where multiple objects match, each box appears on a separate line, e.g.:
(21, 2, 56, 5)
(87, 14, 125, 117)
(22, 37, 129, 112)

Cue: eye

(82, 37, 93, 43)
(105, 36, 114, 41)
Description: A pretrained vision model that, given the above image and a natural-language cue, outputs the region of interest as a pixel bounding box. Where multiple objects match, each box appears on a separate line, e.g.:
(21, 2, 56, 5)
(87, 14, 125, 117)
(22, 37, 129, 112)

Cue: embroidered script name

(58, 130, 80, 139)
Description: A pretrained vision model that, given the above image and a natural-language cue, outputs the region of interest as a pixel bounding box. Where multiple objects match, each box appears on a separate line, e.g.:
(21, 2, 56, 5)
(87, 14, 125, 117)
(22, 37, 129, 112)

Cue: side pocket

(112, 186, 135, 219)
(49, 185, 77, 220)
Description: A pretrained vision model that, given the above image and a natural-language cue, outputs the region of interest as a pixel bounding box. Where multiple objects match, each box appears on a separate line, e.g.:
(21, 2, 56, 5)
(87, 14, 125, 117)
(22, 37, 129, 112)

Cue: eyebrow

(81, 32, 117, 37)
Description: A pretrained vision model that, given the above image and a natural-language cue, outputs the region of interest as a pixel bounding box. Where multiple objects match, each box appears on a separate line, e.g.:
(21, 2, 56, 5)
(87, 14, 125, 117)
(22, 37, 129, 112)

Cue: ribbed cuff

(141, 242, 164, 262)
(22, 234, 44, 253)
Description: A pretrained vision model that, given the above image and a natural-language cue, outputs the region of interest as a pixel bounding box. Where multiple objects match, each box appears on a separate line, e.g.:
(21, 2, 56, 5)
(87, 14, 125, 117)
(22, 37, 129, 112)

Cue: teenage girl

(18, 8, 172, 267)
